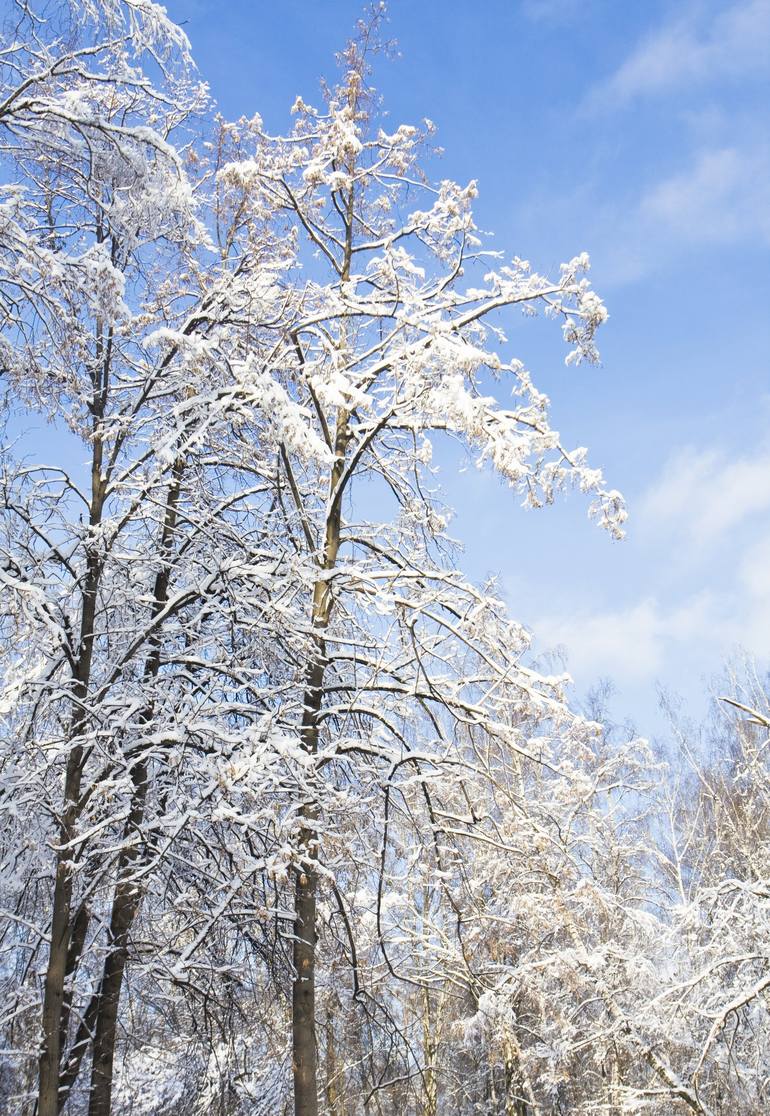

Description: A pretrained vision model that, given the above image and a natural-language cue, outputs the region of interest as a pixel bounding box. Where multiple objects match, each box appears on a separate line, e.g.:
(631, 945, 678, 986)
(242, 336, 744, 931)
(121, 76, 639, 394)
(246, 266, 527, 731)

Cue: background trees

(1, 4, 769, 1116)
(0, 4, 299, 1112)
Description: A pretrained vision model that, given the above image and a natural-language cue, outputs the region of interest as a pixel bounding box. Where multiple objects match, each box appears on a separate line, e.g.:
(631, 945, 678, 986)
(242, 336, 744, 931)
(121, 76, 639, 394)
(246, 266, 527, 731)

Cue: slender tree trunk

(292, 129, 357, 1115)
(87, 761, 148, 1116)
(421, 986, 438, 1116)
(292, 831, 319, 1116)
(324, 1008, 341, 1116)
(38, 596, 100, 1116)
(59, 902, 90, 1056)
(38, 818, 81, 1116)
(292, 404, 349, 1116)
(38, 379, 107, 1116)
(503, 1034, 538, 1116)
(87, 459, 185, 1116)
(606, 1045, 622, 1116)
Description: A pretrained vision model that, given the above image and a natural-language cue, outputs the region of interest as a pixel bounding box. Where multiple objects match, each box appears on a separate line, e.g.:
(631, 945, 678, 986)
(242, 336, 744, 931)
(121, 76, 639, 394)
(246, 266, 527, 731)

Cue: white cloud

(536, 599, 666, 681)
(639, 146, 770, 246)
(520, 0, 587, 25)
(734, 534, 770, 652)
(583, 137, 770, 284)
(739, 533, 770, 598)
(520, 135, 770, 287)
(535, 594, 721, 685)
(533, 443, 770, 694)
(594, 0, 770, 105)
(639, 445, 770, 547)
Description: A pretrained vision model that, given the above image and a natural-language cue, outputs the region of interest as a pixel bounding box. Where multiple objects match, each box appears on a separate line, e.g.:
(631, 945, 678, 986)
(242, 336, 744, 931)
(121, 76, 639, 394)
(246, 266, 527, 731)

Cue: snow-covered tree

(0, 5, 297, 1114)
(13, 6, 762, 1116)
(204, 13, 626, 1115)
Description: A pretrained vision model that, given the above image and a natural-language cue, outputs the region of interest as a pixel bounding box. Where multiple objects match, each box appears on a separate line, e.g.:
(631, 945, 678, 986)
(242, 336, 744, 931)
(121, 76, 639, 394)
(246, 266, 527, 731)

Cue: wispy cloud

(520, 0, 587, 26)
(570, 137, 770, 285)
(592, 0, 770, 106)
(533, 442, 770, 691)
(639, 145, 770, 246)
(512, 4, 770, 283)
(638, 445, 770, 548)
(535, 594, 721, 685)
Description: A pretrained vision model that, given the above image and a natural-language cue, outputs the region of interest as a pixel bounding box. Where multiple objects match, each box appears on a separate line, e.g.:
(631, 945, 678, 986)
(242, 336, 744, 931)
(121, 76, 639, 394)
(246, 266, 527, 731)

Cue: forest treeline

(0, 3, 768, 1114)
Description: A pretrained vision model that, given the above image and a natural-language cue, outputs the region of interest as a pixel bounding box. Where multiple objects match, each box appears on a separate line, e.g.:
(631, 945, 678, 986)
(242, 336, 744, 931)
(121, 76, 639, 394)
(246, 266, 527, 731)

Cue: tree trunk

(38, 844, 79, 1116)
(324, 1009, 341, 1116)
(503, 1035, 536, 1116)
(291, 128, 357, 1114)
(421, 985, 438, 1116)
(87, 761, 148, 1116)
(292, 842, 318, 1116)
(86, 459, 184, 1116)
(38, 420, 106, 1116)
(292, 404, 349, 1116)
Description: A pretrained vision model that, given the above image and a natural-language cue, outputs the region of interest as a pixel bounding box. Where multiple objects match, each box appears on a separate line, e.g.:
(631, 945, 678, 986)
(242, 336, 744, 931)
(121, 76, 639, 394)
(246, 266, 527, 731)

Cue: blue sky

(166, 0, 770, 738)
